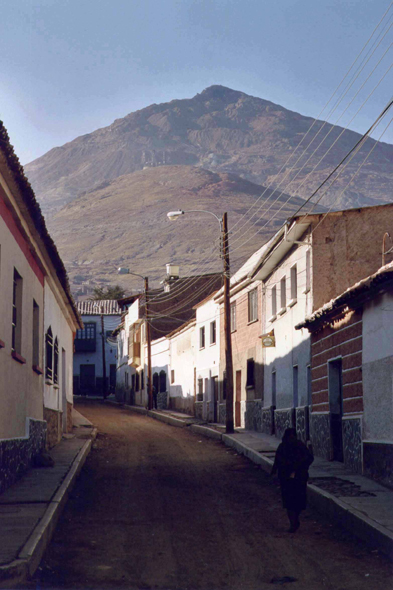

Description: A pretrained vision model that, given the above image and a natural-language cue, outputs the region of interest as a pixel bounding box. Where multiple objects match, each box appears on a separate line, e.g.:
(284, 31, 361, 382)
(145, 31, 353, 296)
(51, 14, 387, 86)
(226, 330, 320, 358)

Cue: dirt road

(27, 401, 392, 589)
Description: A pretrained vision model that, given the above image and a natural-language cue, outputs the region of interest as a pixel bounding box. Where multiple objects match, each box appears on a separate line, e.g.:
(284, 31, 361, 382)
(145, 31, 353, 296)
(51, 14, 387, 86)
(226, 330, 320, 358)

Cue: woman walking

(271, 428, 314, 533)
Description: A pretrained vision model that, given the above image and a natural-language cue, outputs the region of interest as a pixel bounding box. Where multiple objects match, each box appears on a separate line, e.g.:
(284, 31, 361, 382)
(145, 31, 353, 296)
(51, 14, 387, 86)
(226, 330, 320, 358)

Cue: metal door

(79, 364, 96, 396)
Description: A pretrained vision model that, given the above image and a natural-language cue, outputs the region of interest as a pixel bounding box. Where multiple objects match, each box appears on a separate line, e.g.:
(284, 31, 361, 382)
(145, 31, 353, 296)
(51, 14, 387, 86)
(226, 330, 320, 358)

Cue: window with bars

(248, 288, 258, 323)
(230, 302, 236, 332)
(45, 327, 53, 381)
(54, 337, 59, 385)
(210, 320, 216, 345)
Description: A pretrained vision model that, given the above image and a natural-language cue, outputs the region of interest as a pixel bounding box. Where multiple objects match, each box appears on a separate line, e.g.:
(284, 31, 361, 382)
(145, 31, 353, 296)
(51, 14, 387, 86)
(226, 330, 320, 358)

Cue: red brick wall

(311, 310, 363, 414)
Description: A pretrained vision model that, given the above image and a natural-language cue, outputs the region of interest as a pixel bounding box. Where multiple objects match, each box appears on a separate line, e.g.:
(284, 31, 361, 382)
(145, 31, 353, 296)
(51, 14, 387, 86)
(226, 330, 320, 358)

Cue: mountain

(48, 166, 315, 294)
(25, 85, 393, 218)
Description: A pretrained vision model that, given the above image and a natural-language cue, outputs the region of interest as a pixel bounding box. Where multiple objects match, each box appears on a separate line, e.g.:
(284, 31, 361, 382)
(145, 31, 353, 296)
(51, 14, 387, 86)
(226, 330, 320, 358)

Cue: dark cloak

(271, 433, 314, 512)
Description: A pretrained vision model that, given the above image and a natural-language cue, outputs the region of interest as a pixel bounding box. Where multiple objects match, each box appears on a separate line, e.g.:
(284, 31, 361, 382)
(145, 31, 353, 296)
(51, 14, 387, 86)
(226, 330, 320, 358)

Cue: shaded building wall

(311, 205, 393, 311)
(309, 309, 363, 472)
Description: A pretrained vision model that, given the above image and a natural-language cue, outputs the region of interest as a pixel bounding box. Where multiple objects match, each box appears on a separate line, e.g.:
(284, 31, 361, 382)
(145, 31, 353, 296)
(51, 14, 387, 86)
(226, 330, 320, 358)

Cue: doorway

(80, 364, 96, 395)
(212, 376, 218, 423)
(328, 358, 343, 462)
(235, 370, 241, 428)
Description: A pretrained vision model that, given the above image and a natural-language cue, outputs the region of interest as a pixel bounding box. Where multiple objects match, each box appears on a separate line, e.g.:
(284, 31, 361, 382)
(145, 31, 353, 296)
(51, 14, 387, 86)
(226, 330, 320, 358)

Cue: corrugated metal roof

(77, 300, 122, 315)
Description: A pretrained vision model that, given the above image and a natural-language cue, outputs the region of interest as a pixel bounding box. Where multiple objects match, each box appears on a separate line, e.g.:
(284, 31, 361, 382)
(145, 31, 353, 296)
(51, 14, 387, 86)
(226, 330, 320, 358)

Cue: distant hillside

(48, 166, 318, 293)
(25, 85, 393, 217)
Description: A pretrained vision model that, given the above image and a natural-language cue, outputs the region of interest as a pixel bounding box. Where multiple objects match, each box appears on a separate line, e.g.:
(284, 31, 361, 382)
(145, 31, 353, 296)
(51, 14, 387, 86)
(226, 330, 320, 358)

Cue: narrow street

(27, 401, 392, 590)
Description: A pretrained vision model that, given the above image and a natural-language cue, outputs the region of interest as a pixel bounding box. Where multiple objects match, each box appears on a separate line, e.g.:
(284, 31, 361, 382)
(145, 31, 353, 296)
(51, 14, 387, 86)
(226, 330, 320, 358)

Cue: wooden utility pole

(222, 212, 234, 433)
(145, 277, 153, 410)
(100, 307, 107, 399)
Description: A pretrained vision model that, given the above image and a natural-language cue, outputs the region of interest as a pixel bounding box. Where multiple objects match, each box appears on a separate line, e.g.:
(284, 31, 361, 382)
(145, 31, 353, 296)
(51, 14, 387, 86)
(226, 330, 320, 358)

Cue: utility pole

(145, 277, 153, 411)
(100, 306, 107, 399)
(222, 212, 234, 433)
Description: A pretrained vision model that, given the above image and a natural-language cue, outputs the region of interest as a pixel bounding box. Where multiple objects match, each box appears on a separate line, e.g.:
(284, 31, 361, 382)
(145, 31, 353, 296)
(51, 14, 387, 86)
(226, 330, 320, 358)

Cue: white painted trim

(312, 349, 362, 371)
(342, 414, 363, 419)
(343, 380, 362, 387)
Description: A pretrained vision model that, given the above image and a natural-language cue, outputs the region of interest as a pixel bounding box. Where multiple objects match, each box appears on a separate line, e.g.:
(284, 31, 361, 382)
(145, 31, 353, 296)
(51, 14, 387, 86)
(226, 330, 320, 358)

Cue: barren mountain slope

(25, 85, 393, 217)
(48, 166, 314, 293)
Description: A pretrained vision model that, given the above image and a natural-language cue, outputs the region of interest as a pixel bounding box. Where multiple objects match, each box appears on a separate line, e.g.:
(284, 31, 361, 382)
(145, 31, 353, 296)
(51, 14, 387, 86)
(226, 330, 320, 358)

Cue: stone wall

(262, 406, 275, 435)
(194, 401, 203, 420)
(157, 391, 168, 410)
(363, 442, 393, 489)
(310, 413, 332, 460)
(0, 418, 47, 495)
(342, 417, 362, 473)
(296, 406, 310, 443)
(274, 408, 295, 440)
(44, 407, 62, 449)
(66, 401, 73, 433)
(169, 394, 194, 414)
(244, 400, 262, 432)
(218, 403, 226, 425)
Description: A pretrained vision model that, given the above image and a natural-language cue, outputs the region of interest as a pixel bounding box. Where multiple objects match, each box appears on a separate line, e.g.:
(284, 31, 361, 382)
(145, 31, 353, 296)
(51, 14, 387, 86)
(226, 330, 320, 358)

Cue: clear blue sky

(1, 0, 392, 164)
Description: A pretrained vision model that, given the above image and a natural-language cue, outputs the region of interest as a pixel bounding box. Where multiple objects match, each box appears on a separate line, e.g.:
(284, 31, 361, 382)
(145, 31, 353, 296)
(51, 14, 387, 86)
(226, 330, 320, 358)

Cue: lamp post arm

(182, 209, 222, 228)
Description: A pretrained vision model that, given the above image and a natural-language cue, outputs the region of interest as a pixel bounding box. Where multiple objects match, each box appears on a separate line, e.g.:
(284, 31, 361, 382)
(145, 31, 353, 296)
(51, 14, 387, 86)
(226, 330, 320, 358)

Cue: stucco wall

(263, 242, 312, 410)
(44, 281, 74, 415)
(362, 291, 393, 442)
(169, 325, 195, 403)
(195, 298, 220, 420)
(0, 201, 44, 439)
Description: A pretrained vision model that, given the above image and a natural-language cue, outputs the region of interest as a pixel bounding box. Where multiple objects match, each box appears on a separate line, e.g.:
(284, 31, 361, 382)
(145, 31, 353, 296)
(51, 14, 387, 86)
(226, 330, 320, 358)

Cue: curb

(190, 424, 223, 441)
(0, 427, 98, 588)
(148, 410, 189, 428)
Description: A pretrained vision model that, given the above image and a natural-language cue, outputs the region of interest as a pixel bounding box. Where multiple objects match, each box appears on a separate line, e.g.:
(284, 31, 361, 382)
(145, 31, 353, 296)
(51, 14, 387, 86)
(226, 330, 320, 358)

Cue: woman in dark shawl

(271, 428, 313, 533)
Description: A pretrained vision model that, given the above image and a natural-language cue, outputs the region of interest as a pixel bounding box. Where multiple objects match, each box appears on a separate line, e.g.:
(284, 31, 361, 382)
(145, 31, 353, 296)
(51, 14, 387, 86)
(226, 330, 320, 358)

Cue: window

(54, 337, 59, 385)
(272, 370, 276, 406)
(293, 365, 298, 408)
(271, 286, 277, 319)
(246, 358, 255, 388)
(290, 265, 297, 303)
(45, 327, 53, 381)
(210, 321, 216, 345)
(171, 369, 175, 384)
(200, 326, 205, 349)
(280, 277, 286, 311)
(230, 302, 236, 332)
(159, 370, 166, 393)
(248, 288, 258, 323)
(32, 300, 40, 368)
(305, 249, 311, 293)
(75, 322, 96, 352)
(12, 268, 23, 355)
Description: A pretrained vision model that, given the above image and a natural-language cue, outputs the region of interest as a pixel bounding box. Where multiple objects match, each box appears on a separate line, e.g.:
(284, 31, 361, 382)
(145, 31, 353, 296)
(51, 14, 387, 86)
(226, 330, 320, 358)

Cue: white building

(0, 122, 81, 492)
(167, 320, 196, 414)
(194, 293, 220, 421)
(73, 300, 121, 397)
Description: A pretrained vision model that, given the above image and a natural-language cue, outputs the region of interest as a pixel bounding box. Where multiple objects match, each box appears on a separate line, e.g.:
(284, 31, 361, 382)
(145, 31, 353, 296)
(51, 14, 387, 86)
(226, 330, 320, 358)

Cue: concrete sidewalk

(119, 402, 393, 559)
(0, 410, 97, 588)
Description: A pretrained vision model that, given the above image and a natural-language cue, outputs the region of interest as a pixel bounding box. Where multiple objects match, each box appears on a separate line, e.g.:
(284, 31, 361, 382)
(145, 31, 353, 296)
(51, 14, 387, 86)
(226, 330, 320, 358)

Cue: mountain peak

(197, 85, 245, 101)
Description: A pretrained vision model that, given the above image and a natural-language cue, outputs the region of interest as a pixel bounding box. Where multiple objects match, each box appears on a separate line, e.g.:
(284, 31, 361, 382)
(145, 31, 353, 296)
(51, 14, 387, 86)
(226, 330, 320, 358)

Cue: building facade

(73, 300, 121, 397)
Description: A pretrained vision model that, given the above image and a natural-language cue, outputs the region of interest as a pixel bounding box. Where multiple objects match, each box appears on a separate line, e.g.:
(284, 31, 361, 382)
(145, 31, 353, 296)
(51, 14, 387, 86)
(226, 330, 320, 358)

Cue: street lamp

(117, 268, 153, 411)
(166, 209, 234, 434)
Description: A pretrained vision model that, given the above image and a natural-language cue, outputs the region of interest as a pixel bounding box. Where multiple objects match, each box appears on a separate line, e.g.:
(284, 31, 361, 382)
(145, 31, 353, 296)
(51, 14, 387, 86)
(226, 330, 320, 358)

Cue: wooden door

(235, 370, 241, 427)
